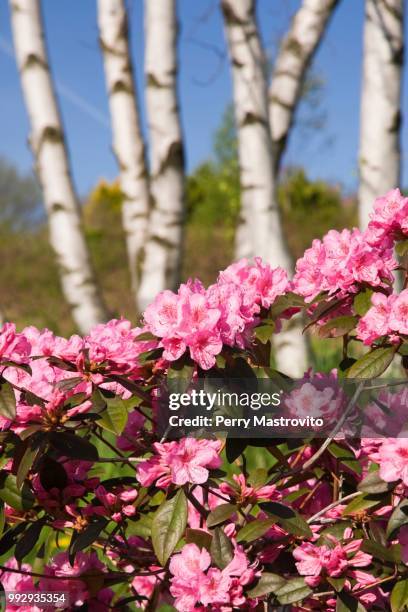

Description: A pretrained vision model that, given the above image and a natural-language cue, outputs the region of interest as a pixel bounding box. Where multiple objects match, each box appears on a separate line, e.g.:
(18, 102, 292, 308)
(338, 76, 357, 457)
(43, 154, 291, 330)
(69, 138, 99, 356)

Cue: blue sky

(0, 0, 407, 197)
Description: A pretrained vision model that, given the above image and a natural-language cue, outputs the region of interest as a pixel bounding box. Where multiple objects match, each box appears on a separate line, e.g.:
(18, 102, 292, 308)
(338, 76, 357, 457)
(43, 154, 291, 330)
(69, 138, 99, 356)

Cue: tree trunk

(221, 0, 307, 376)
(137, 0, 185, 311)
(358, 0, 404, 228)
(98, 0, 150, 308)
(9, 0, 107, 333)
(269, 0, 339, 175)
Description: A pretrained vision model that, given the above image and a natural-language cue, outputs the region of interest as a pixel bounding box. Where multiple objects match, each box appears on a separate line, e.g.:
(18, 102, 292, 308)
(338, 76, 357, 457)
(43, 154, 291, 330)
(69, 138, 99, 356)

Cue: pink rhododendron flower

(293, 228, 396, 303)
(389, 289, 408, 335)
(293, 531, 372, 587)
(169, 543, 255, 610)
(356, 292, 396, 345)
(117, 410, 145, 452)
(0, 322, 31, 364)
(378, 439, 408, 485)
(143, 259, 289, 369)
(219, 473, 280, 504)
(0, 559, 41, 612)
(40, 551, 108, 607)
(137, 438, 222, 487)
(366, 188, 408, 246)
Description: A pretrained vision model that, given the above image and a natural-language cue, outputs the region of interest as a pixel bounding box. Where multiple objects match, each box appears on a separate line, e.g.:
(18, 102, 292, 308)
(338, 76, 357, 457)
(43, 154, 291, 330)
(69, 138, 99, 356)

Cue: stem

(307, 491, 360, 524)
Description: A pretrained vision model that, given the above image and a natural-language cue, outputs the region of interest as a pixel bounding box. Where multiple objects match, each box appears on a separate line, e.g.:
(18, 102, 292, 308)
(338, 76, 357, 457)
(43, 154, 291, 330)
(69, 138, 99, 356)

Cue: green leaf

(275, 577, 312, 605)
(15, 520, 45, 563)
(207, 503, 236, 528)
(167, 361, 194, 393)
(358, 470, 395, 494)
(246, 572, 286, 597)
(259, 501, 312, 538)
(327, 577, 346, 592)
(387, 500, 408, 538)
(185, 528, 212, 551)
(346, 347, 396, 379)
(336, 591, 367, 611)
(361, 539, 398, 563)
(97, 396, 128, 435)
(135, 331, 157, 341)
(396, 240, 408, 257)
(225, 438, 247, 463)
(210, 527, 233, 569)
(0, 473, 34, 511)
(152, 490, 187, 566)
(342, 494, 381, 516)
(0, 522, 27, 555)
(69, 518, 108, 563)
(49, 432, 99, 461)
(391, 579, 408, 612)
(353, 289, 374, 316)
(327, 443, 362, 475)
(236, 518, 275, 543)
(254, 324, 275, 344)
(0, 379, 16, 420)
(16, 444, 39, 489)
(39, 456, 68, 491)
(318, 316, 358, 338)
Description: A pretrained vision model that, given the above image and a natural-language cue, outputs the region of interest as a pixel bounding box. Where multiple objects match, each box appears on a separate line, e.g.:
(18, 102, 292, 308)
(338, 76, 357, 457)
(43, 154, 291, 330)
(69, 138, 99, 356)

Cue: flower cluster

(293, 227, 396, 303)
(357, 289, 408, 345)
(0, 191, 408, 611)
(144, 257, 289, 369)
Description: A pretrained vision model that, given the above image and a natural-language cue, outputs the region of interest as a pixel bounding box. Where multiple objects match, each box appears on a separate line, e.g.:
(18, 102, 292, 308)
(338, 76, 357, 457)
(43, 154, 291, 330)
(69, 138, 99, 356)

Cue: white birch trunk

(9, 0, 107, 333)
(137, 0, 185, 311)
(222, 0, 307, 376)
(358, 0, 404, 228)
(269, 0, 339, 174)
(98, 0, 150, 306)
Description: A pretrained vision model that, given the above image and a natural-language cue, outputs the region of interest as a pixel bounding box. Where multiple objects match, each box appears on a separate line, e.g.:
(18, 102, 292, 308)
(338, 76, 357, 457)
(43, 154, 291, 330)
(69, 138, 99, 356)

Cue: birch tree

(138, 0, 185, 311)
(358, 0, 404, 228)
(9, 0, 107, 333)
(98, 0, 150, 306)
(221, 0, 308, 375)
(269, 0, 339, 175)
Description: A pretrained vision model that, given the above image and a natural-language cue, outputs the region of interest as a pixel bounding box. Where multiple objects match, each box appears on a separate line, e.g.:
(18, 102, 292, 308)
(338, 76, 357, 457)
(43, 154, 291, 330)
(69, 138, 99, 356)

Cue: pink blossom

(293, 533, 372, 587)
(293, 228, 396, 303)
(137, 438, 222, 487)
(365, 188, 408, 246)
(378, 439, 408, 485)
(40, 552, 106, 607)
(0, 323, 31, 364)
(219, 473, 280, 504)
(0, 559, 41, 612)
(117, 410, 145, 452)
(389, 289, 408, 335)
(356, 292, 396, 345)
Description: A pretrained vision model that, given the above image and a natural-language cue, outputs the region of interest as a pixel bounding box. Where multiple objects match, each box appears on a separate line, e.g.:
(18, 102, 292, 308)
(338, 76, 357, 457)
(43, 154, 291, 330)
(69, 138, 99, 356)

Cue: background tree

(358, 0, 404, 228)
(138, 0, 186, 311)
(9, 0, 107, 333)
(269, 0, 340, 175)
(98, 0, 150, 308)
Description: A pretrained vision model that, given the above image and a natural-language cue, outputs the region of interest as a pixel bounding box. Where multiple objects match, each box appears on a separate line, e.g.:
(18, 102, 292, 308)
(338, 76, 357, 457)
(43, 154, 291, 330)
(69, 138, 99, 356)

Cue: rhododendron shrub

(0, 190, 407, 611)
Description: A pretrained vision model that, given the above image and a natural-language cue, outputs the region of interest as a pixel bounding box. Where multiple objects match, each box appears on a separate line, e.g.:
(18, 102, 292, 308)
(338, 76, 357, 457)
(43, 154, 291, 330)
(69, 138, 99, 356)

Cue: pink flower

(0, 559, 41, 612)
(0, 323, 31, 364)
(137, 438, 222, 487)
(117, 410, 145, 452)
(366, 188, 408, 246)
(293, 228, 396, 303)
(40, 552, 106, 607)
(378, 439, 408, 485)
(219, 473, 280, 504)
(356, 292, 396, 345)
(293, 533, 372, 587)
(389, 289, 408, 335)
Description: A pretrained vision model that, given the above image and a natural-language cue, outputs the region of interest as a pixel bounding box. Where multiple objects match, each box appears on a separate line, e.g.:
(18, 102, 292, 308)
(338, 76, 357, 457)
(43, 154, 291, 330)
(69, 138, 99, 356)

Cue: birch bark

(98, 0, 150, 306)
(9, 0, 107, 333)
(358, 0, 404, 228)
(269, 0, 339, 175)
(137, 0, 185, 311)
(221, 0, 307, 376)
